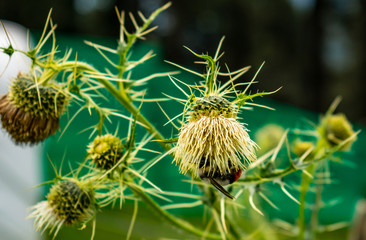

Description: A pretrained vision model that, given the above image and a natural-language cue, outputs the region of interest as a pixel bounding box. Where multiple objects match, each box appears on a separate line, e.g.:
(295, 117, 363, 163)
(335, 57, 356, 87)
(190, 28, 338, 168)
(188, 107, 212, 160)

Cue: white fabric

(0, 20, 40, 240)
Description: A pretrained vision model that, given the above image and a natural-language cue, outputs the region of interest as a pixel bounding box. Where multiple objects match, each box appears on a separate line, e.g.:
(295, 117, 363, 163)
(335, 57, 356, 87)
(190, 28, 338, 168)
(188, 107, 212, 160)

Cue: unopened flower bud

(87, 134, 123, 170)
(325, 113, 355, 150)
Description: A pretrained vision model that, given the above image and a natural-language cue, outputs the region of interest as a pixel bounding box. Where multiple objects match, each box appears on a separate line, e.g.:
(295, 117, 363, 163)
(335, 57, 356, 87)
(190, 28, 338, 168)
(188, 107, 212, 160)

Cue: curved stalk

(57, 61, 172, 152)
(298, 165, 315, 239)
(128, 183, 222, 240)
(237, 142, 346, 185)
(310, 183, 323, 239)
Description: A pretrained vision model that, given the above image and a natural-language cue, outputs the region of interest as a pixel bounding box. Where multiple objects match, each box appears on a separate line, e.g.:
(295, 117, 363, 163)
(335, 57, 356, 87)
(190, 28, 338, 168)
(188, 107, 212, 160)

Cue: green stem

(238, 165, 297, 184)
(298, 165, 315, 239)
(96, 77, 171, 152)
(310, 183, 323, 239)
(119, 5, 166, 61)
(206, 58, 216, 94)
(116, 2, 171, 90)
(128, 183, 222, 240)
(209, 195, 242, 239)
(298, 138, 328, 239)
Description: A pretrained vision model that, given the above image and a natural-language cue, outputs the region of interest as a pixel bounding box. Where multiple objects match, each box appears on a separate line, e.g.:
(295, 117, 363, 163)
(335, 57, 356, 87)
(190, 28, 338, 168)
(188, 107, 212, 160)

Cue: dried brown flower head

(0, 73, 67, 144)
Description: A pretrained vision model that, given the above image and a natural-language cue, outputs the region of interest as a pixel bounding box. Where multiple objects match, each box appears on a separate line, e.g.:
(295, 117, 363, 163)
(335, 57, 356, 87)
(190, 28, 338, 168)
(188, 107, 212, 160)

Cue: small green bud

(325, 113, 356, 150)
(88, 134, 124, 170)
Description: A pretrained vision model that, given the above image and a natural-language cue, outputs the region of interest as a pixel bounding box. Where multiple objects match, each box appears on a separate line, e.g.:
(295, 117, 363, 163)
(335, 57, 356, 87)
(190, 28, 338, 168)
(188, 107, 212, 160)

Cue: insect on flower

(199, 158, 242, 199)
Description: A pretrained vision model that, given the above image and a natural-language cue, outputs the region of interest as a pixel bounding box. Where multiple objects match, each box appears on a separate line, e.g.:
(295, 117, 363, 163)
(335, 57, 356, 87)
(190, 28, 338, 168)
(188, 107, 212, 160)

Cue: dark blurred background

(1, 0, 365, 125)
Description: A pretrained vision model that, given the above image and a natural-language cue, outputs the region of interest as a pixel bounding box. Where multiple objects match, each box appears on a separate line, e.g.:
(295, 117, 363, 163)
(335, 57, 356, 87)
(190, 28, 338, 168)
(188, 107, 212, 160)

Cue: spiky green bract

(323, 113, 356, 150)
(9, 74, 66, 118)
(88, 134, 124, 170)
(28, 179, 95, 237)
(190, 96, 236, 120)
(0, 73, 67, 144)
(175, 96, 256, 177)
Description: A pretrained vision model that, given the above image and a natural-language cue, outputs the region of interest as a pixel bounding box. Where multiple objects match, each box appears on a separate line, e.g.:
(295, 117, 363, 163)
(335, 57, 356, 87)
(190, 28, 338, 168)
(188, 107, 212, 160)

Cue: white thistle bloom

(174, 96, 256, 177)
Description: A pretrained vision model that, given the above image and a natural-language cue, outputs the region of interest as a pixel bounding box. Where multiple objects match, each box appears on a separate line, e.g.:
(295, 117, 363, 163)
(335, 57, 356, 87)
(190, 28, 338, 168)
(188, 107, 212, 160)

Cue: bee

(198, 158, 242, 199)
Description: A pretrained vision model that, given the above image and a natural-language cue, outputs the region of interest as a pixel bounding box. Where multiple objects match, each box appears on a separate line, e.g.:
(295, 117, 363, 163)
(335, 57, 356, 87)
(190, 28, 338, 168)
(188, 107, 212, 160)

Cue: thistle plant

(0, 3, 360, 240)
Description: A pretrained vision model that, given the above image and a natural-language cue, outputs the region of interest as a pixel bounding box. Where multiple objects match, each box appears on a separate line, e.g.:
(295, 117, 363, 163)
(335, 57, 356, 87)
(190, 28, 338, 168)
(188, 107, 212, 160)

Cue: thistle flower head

(0, 73, 67, 144)
(28, 179, 95, 236)
(87, 134, 124, 170)
(175, 96, 256, 177)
